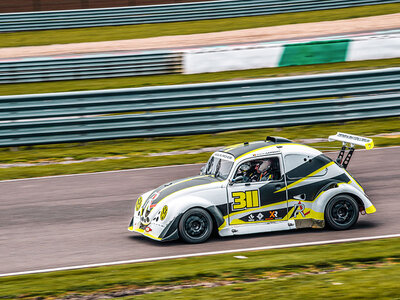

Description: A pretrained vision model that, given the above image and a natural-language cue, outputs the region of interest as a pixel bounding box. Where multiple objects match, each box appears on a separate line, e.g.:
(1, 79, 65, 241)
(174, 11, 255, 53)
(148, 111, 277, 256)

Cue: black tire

(325, 194, 359, 230)
(178, 208, 213, 243)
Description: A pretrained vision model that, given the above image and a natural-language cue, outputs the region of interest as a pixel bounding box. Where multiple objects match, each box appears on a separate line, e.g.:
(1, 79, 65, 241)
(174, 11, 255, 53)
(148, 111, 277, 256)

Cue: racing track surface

(0, 147, 399, 275)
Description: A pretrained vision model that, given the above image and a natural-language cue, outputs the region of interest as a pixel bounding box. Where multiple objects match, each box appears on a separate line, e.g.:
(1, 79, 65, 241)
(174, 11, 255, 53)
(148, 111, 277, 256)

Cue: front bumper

(128, 217, 162, 241)
(128, 216, 179, 242)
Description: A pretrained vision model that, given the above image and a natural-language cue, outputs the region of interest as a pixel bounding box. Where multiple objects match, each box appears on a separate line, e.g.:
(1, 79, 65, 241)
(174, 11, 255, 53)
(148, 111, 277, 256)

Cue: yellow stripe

(275, 161, 335, 193)
(287, 206, 324, 221)
(366, 205, 376, 214)
(223, 143, 243, 152)
(344, 170, 364, 192)
(230, 200, 288, 217)
(218, 200, 288, 231)
(230, 218, 285, 225)
(218, 219, 227, 231)
(134, 228, 162, 241)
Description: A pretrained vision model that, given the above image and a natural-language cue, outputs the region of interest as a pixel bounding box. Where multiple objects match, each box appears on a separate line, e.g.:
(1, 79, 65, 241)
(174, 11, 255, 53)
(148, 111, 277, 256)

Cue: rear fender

(312, 183, 375, 215)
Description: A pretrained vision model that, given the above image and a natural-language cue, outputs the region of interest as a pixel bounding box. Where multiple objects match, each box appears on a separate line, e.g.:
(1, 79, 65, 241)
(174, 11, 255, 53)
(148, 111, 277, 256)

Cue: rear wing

(328, 132, 374, 169)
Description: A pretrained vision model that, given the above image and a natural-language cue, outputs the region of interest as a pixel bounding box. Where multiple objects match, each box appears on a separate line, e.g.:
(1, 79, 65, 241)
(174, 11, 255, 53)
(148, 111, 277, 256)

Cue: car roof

(220, 140, 322, 161)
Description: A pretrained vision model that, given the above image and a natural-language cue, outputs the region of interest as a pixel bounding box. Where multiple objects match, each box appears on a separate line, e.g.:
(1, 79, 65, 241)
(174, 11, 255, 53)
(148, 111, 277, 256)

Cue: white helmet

(258, 159, 271, 172)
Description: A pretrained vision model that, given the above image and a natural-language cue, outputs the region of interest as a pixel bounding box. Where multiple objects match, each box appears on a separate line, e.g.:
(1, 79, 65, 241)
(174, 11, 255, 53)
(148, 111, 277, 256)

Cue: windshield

(203, 153, 234, 180)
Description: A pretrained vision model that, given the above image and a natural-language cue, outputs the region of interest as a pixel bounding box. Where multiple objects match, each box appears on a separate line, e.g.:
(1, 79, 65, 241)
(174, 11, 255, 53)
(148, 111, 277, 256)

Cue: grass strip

(132, 262, 400, 299)
(0, 3, 399, 48)
(0, 117, 399, 180)
(1, 58, 400, 96)
(0, 237, 399, 299)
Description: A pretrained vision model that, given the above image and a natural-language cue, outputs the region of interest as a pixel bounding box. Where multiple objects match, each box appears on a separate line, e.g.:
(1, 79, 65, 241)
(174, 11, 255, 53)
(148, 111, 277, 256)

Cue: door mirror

(232, 176, 244, 184)
(200, 166, 206, 175)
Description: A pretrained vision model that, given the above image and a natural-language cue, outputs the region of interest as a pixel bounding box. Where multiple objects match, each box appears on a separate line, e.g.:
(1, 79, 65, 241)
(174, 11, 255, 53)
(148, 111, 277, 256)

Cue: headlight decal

(160, 205, 168, 221)
(135, 196, 143, 211)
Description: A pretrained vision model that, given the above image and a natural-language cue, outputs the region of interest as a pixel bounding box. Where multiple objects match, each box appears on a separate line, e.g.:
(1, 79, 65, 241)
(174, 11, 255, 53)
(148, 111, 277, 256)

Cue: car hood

(146, 175, 221, 207)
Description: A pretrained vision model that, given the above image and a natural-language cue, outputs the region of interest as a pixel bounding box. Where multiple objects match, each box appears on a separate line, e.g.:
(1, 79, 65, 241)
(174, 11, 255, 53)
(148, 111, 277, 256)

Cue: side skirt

(219, 220, 296, 237)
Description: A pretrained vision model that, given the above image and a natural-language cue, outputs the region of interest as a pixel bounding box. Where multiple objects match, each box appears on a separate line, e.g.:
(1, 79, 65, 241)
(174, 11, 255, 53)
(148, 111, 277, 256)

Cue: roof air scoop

(266, 136, 293, 143)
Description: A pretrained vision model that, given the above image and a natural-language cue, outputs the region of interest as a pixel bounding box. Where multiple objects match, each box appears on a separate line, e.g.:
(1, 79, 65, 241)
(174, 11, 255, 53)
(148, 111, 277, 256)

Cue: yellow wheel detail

(160, 205, 168, 221)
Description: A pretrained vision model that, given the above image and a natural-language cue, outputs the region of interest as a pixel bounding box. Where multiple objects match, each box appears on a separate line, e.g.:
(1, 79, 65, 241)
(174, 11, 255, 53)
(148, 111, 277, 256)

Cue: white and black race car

(129, 133, 376, 243)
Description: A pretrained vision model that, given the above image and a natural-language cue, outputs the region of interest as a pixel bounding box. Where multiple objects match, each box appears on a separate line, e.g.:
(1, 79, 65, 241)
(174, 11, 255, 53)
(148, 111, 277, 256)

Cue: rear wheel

(179, 208, 213, 243)
(325, 194, 359, 230)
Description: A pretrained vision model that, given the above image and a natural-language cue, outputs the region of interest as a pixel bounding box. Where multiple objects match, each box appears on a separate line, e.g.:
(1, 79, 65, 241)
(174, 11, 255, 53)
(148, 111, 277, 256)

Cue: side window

(233, 157, 281, 183)
(284, 154, 328, 179)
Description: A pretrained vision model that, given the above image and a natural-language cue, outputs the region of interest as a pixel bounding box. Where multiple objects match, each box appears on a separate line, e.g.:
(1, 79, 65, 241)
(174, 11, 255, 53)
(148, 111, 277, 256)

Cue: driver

(252, 159, 273, 182)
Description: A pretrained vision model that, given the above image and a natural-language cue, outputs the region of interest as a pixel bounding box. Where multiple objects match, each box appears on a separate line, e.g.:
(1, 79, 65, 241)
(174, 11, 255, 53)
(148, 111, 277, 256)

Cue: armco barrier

(1, 67, 400, 121)
(0, 52, 182, 83)
(0, 0, 399, 32)
(0, 68, 399, 147)
(2, 33, 399, 83)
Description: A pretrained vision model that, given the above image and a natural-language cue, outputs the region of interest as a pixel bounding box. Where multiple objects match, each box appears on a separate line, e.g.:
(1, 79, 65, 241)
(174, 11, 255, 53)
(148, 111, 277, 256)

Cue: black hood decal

(148, 175, 221, 206)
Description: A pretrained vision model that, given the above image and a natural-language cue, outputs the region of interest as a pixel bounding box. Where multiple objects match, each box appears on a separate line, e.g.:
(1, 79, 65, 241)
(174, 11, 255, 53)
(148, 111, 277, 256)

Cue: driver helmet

(258, 159, 272, 173)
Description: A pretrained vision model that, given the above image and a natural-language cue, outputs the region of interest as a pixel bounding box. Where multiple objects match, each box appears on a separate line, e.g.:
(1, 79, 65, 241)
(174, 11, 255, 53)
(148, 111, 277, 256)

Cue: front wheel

(179, 208, 213, 243)
(325, 194, 359, 230)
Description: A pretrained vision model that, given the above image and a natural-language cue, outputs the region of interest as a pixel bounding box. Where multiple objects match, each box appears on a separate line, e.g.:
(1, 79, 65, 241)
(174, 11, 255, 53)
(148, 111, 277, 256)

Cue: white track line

(1, 146, 399, 183)
(0, 163, 203, 183)
(1, 233, 400, 278)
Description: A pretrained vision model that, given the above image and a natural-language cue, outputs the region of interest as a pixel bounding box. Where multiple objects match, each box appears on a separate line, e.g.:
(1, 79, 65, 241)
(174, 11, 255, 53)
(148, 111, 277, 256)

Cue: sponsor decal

(241, 209, 283, 222)
(135, 197, 143, 211)
(264, 210, 280, 221)
(160, 205, 168, 221)
(290, 201, 310, 218)
(213, 152, 235, 161)
(145, 226, 152, 232)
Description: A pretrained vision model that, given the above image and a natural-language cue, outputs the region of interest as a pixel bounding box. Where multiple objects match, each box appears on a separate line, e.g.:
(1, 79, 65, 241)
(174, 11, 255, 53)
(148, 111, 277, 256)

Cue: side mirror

(200, 166, 206, 175)
(231, 176, 244, 184)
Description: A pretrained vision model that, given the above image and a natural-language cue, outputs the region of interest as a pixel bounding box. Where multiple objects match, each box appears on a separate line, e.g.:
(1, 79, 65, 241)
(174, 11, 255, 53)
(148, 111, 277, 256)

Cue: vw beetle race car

(129, 133, 376, 243)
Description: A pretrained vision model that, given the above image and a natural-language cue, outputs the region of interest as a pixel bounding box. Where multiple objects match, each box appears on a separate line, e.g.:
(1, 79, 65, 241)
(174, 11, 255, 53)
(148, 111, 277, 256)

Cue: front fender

(162, 195, 225, 230)
(311, 183, 376, 215)
(133, 195, 224, 241)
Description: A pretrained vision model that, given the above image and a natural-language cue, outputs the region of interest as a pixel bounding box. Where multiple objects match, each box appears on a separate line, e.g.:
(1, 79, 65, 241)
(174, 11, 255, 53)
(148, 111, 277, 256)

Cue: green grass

(0, 117, 399, 180)
(1, 58, 400, 96)
(1, 238, 399, 299)
(0, 3, 399, 48)
(132, 264, 400, 299)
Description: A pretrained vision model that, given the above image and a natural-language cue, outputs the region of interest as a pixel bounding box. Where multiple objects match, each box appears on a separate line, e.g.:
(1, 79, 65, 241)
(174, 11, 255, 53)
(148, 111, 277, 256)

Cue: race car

(128, 132, 376, 243)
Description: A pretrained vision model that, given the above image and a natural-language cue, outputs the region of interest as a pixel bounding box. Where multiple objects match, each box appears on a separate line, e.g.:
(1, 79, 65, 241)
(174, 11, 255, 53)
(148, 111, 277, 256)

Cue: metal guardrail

(1, 0, 399, 32)
(0, 52, 182, 83)
(0, 68, 399, 147)
(1, 67, 400, 120)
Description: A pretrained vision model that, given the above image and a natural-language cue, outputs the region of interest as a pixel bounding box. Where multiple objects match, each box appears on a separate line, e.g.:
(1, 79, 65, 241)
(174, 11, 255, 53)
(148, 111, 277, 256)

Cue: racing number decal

(232, 190, 259, 210)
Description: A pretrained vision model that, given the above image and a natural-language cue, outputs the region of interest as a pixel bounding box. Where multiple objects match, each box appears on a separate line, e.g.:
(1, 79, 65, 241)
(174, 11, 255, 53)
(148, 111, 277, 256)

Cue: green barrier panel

(278, 40, 350, 67)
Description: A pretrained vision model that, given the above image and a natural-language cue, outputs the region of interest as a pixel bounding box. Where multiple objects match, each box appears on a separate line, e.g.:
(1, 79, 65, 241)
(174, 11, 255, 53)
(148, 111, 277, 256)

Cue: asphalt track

(0, 147, 399, 275)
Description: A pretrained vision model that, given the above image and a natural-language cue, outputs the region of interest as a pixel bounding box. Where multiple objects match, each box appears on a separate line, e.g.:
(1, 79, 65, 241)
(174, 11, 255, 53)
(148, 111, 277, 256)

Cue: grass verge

(0, 117, 399, 180)
(0, 3, 399, 48)
(1, 58, 400, 96)
(0, 237, 399, 299)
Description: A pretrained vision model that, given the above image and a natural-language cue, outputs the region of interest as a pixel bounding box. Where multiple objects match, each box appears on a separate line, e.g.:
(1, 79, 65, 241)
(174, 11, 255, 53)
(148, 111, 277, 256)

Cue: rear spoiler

(328, 132, 374, 169)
